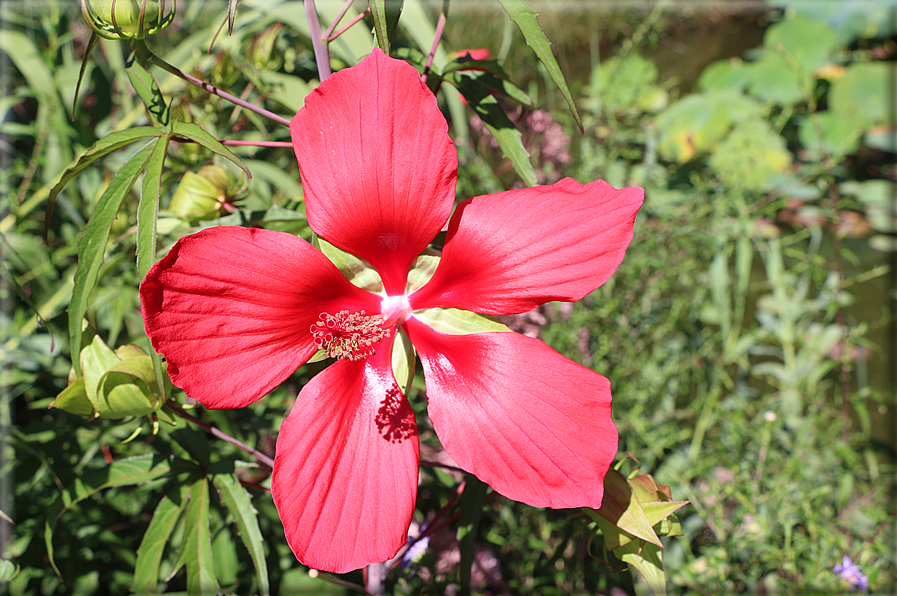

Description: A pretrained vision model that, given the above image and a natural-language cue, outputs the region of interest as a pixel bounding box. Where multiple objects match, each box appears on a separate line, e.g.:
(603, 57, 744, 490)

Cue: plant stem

(220, 140, 293, 148)
(137, 41, 291, 127)
(422, 10, 447, 84)
(304, 0, 331, 81)
(166, 402, 275, 469)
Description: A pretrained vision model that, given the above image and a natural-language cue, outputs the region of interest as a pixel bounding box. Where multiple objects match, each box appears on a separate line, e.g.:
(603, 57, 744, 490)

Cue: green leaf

(50, 377, 95, 417)
(457, 477, 488, 595)
(317, 238, 384, 293)
(126, 48, 170, 125)
(617, 541, 667, 596)
(369, 0, 391, 53)
(44, 126, 165, 239)
(212, 474, 270, 596)
(448, 72, 538, 187)
(46, 454, 178, 578)
(414, 308, 511, 336)
(496, 0, 583, 133)
(0, 559, 19, 581)
(182, 478, 220, 595)
(68, 141, 155, 377)
(390, 328, 416, 397)
(830, 62, 890, 129)
(137, 135, 171, 395)
(170, 120, 251, 180)
(589, 469, 662, 547)
(73, 31, 100, 120)
(133, 488, 189, 595)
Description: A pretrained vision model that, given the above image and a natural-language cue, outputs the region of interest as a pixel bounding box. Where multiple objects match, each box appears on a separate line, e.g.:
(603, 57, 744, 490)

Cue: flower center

(380, 294, 412, 327)
(310, 310, 391, 361)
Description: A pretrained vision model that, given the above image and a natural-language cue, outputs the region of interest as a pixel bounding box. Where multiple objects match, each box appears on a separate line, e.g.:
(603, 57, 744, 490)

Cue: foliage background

(1, 0, 895, 594)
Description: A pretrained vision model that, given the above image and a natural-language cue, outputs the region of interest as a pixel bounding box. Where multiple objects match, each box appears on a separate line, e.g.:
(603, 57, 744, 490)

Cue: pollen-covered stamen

(310, 310, 391, 361)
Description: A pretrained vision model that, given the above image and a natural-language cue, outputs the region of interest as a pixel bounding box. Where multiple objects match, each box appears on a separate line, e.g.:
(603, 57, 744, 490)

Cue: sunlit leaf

(68, 141, 155, 377)
(182, 478, 219, 595)
(212, 474, 270, 596)
(127, 48, 170, 125)
(169, 120, 251, 180)
(44, 126, 165, 239)
(448, 71, 538, 186)
(496, 0, 583, 133)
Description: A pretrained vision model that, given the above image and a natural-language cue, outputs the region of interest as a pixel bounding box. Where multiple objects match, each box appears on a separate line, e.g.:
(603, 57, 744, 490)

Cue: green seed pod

(167, 165, 247, 222)
(81, 0, 176, 40)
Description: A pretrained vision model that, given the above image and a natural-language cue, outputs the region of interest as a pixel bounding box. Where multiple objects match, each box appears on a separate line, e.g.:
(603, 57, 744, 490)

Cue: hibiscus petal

(140, 227, 379, 409)
(405, 318, 617, 509)
(272, 338, 419, 573)
(290, 48, 457, 295)
(410, 178, 644, 314)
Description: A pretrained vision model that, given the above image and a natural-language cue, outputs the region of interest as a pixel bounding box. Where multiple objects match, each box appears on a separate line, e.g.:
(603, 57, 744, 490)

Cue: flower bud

(81, 0, 175, 40)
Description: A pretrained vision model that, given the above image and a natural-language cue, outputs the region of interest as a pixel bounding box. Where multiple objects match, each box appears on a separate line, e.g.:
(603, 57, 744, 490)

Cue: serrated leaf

(448, 72, 538, 187)
(414, 308, 511, 336)
(212, 474, 269, 596)
(169, 120, 251, 180)
(182, 478, 219, 595)
(458, 477, 488, 595)
(496, 0, 583, 133)
(44, 126, 165, 239)
(138, 135, 171, 395)
(132, 488, 188, 595)
(127, 48, 170, 125)
(68, 141, 155, 377)
(617, 541, 667, 596)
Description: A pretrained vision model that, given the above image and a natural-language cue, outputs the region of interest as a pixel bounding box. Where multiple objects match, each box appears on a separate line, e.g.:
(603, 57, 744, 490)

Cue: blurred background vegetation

(1, 0, 895, 594)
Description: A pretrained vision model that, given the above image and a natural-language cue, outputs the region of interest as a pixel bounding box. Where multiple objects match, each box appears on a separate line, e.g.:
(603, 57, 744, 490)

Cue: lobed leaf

(68, 141, 155, 377)
(169, 121, 251, 180)
(44, 127, 165, 240)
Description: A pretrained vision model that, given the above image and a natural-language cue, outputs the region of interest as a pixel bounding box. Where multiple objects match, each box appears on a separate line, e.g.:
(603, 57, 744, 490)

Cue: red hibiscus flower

(140, 48, 643, 573)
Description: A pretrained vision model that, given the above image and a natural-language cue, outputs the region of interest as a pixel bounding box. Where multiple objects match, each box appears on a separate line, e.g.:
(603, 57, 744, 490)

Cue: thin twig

(166, 402, 275, 469)
(220, 140, 293, 148)
(322, 0, 355, 40)
(138, 41, 291, 127)
(422, 11, 447, 84)
(327, 9, 371, 43)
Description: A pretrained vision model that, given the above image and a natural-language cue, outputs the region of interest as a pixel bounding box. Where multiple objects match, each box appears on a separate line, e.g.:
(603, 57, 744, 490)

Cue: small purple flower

(833, 555, 869, 592)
